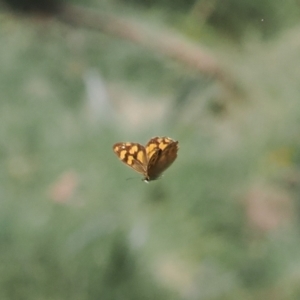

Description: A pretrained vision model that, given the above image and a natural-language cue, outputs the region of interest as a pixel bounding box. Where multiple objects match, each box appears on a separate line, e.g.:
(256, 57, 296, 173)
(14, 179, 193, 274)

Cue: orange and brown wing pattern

(146, 137, 179, 181)
(113, 137, 179, 182)
(145, 137, 174, 160)
(113, 142, 147, 175)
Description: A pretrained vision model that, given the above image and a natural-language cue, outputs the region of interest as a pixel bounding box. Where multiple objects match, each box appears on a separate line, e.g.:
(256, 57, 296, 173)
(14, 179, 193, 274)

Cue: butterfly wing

(145, 137, 175, 160)
(145, 137, 179, 180)
(113, 142, 147, 175)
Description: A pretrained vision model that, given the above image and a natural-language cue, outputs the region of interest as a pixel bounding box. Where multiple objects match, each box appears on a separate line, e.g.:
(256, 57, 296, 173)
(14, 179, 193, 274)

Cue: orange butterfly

(113, 137, 179, 182)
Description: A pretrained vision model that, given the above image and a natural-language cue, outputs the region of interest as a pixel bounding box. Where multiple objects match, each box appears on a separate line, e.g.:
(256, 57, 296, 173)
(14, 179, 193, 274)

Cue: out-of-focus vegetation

(121, 0, 300, 39)
(1, 0, 300, 299)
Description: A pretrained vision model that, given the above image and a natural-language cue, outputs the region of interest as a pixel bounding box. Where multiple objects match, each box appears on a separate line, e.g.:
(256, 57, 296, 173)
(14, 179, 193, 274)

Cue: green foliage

(204, 0, 300, 39)
(117, 0, 300, 39)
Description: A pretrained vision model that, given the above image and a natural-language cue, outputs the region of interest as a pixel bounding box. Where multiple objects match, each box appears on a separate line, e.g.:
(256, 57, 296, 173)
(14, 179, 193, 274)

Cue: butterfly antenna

(125, 177, 139, 181)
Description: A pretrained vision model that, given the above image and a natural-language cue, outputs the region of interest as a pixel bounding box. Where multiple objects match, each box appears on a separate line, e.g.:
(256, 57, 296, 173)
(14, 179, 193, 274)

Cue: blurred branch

(58, 4, 237, 94)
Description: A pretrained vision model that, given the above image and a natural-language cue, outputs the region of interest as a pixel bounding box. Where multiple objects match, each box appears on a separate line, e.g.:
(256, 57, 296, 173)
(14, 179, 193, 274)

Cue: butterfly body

(113, 137, 179, 182)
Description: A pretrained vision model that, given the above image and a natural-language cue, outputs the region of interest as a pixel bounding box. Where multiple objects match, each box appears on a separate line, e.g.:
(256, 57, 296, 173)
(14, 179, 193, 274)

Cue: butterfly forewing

(145, 137, 173, 160)
(113, 142, 147, 175)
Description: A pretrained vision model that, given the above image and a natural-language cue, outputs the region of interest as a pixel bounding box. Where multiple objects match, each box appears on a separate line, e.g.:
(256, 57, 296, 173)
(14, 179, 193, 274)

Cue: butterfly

(113, 137, 179, 182)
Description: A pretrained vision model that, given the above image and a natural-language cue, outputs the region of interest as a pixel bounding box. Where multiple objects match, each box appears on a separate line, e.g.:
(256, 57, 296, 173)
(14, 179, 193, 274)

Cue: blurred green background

(1, 0, 300, 299)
